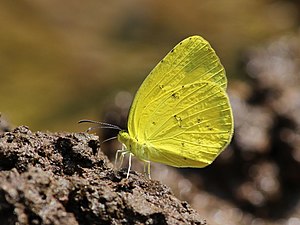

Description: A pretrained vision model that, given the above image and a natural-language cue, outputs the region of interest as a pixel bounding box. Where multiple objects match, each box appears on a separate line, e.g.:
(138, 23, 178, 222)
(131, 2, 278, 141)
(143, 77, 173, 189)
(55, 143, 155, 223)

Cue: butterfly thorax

(117, 130, 149, 161)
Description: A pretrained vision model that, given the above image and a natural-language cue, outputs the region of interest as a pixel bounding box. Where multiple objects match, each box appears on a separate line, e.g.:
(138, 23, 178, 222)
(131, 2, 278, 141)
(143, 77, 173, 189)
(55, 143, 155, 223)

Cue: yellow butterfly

(82, 35, 234, 178)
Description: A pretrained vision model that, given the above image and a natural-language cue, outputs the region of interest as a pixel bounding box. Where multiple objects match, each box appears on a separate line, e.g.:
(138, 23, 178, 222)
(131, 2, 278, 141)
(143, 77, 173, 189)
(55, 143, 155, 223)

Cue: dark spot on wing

(174, 115, 183, 128)
(206, 125, 213, 131)
(171, 92, 179, 99)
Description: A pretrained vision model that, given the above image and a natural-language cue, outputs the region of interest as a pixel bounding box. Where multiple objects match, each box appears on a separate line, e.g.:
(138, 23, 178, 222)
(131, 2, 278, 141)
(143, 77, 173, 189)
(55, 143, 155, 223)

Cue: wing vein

(147, 84, 219, 138)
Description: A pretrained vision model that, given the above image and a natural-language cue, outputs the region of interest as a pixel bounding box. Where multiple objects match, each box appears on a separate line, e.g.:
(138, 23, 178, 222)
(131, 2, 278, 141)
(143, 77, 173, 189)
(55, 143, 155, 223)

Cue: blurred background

(1, 0, 300, 224)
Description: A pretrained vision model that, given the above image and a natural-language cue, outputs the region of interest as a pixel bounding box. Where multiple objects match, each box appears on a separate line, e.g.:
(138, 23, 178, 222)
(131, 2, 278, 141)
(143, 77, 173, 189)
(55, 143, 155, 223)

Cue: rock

(0, 126, 206, 225)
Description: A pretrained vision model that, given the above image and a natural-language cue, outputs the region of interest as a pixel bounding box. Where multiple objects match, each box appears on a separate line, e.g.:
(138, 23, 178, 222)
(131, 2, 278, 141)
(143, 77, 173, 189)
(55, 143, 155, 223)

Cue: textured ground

(0, 126, 206, 225)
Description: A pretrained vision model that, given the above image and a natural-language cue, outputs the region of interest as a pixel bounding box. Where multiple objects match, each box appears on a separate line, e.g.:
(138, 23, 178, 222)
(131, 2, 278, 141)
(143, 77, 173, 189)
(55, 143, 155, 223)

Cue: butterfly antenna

(102, 136, 117, 144)
(79, 119, 122, 131)
(85, 125, 121, 133)
(79, 119, 121, 130)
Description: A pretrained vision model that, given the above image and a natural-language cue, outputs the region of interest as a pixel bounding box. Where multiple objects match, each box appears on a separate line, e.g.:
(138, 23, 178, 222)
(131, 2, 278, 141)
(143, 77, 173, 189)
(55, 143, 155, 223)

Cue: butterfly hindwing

(140, 81, 233, 167)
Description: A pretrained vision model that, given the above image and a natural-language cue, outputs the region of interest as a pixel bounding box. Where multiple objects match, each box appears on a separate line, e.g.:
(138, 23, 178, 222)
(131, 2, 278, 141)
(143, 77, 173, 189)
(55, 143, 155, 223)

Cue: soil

(0, 126, 206, 225)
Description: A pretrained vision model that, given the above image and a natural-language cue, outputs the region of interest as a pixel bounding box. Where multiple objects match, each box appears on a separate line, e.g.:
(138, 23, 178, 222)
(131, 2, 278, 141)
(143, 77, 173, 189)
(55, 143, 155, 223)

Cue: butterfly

(81, 35, 234, 178)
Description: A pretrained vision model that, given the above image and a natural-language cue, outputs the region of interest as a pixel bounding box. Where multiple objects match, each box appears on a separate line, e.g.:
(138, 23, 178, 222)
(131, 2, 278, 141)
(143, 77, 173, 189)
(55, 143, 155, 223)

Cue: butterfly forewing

(128, 36, 228, 139)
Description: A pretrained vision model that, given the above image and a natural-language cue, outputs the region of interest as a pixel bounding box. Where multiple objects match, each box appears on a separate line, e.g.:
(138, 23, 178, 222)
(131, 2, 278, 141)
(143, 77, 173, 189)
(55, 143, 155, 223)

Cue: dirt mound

(0, 126, 205, 225)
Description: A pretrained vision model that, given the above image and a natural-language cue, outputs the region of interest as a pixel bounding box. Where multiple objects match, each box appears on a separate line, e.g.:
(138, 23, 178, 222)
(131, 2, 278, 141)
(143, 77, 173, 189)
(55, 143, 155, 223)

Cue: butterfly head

(118, 130, 141, 156)
(118, 130, 129, 144)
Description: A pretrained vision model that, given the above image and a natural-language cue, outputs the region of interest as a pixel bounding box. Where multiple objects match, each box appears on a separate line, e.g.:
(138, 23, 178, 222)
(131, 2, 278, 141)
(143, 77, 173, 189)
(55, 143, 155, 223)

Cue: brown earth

(0, 126, 206, 225)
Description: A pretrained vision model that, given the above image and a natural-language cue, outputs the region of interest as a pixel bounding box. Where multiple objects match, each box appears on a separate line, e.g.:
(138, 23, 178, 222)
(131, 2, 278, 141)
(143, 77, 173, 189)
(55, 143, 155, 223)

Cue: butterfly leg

(115, 144, 127, 168)
(115, 149, 124, 168)
(126, 153, 133, 178)
(119, 151, 128, 168)
(115, 149, 121, 166)
(143, 160, 151, 179)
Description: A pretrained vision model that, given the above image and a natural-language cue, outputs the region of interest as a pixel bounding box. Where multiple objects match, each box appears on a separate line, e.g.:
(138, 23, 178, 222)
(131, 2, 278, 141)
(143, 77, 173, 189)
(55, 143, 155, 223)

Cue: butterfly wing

(128, 35, 228, 139)
(141, 81, 233, 167)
